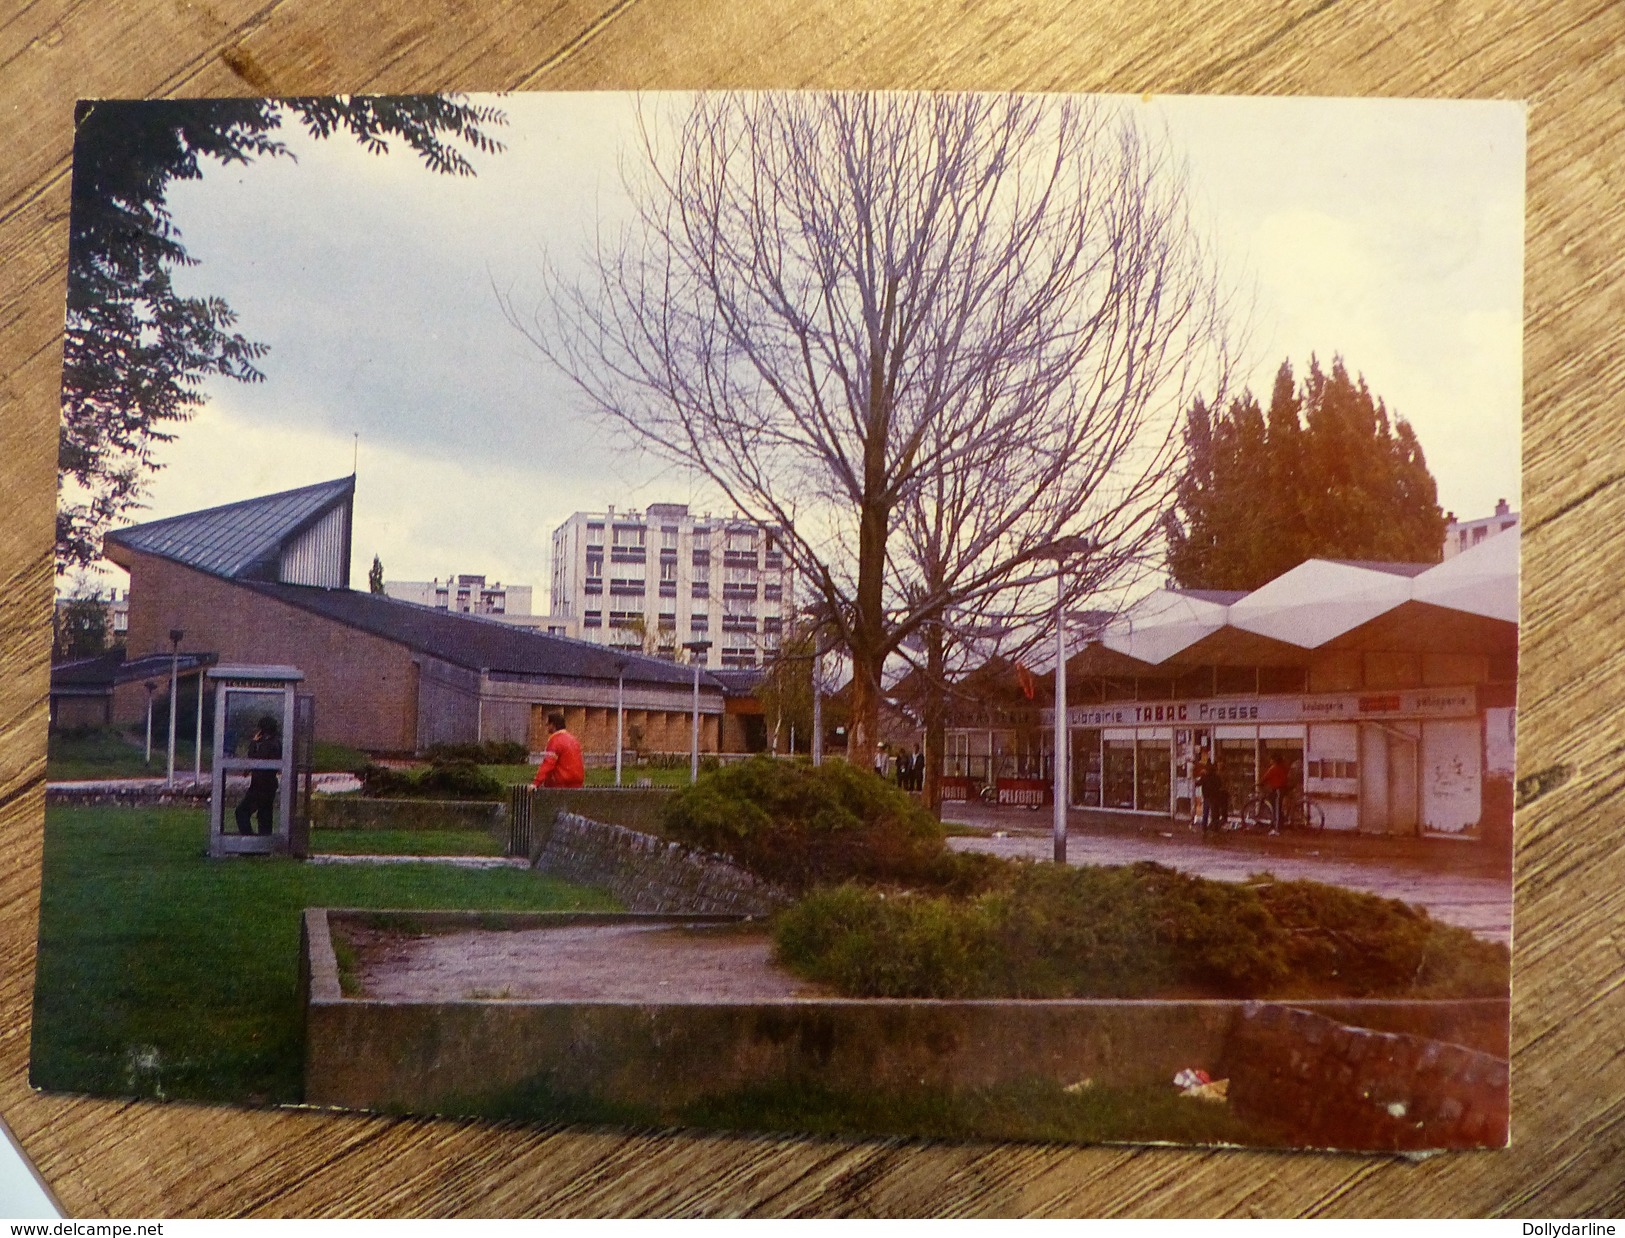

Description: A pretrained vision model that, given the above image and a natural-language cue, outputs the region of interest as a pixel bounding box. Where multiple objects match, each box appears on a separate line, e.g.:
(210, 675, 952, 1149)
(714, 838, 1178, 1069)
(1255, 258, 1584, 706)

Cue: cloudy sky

(108, 92, 1523, 600)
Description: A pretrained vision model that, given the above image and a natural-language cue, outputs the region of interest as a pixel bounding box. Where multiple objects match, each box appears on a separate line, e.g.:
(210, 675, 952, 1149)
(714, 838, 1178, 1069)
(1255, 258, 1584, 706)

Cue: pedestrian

(1261, 752, 1291, 831)
(908, 744, 924, 792)
(234, 715, 281, 836)
(1198, 753, 1227, 832)
(532, 710, 586, 788)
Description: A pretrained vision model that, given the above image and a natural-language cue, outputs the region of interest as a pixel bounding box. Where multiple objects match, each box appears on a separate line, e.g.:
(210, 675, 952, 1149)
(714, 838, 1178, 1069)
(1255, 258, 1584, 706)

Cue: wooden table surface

(1, 0, 1621, 1217)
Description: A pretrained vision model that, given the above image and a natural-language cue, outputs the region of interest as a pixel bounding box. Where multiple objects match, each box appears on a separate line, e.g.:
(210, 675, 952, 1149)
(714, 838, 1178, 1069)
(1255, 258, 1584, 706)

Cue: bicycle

(1232, 790, 1324, 833)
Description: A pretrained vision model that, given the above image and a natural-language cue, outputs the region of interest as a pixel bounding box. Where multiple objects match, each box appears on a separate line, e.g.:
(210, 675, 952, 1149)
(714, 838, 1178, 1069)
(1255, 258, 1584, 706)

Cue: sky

(93, 92, 1524, 599)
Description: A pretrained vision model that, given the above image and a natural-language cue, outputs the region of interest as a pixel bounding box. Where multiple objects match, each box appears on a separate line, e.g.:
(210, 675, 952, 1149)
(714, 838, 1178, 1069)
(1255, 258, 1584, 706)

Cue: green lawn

(31, 805, 617, 1106)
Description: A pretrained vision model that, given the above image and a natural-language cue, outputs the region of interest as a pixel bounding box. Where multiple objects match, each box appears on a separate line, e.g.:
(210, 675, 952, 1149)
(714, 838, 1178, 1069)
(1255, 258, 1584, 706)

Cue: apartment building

(1442, 499, 1518, 560)
(385, 574, 542, 629)
(548, 503, 791, 669)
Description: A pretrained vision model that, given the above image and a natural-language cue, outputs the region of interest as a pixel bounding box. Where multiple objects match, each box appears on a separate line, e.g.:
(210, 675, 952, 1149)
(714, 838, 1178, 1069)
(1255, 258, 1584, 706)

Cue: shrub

(422, 739, 527, 765)
(356, 758, 503, 801)
(661, 756, 953, 892)
(774, 862, 1509, 1001)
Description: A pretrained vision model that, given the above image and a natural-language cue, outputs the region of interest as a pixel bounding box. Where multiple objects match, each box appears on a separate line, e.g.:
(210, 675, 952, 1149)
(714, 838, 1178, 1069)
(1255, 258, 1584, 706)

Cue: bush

(774, 862, 1510, 1001)
(661, 756, 954, 892)
(357, 758, 503, 801)
(422, 739, 527, 765)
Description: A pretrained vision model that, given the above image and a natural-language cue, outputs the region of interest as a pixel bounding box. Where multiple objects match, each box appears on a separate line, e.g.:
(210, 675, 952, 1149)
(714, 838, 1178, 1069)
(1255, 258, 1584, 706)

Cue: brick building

(100, 477, 750, 756)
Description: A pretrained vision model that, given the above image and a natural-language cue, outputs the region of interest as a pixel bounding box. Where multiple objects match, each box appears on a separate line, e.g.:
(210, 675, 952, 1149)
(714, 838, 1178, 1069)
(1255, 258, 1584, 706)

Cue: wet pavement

(944, 804, 1513, 945)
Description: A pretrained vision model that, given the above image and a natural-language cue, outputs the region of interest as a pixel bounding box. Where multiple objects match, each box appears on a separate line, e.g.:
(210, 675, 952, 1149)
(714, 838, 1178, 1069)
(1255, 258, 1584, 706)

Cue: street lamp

(613, 657, 629, 787)
(143, 681, 157, 766)
(166, 628, 183, 788)
(1036, 536, 1092, 864)
(683, 640, 712, 783)
(811, 652, 824, 768)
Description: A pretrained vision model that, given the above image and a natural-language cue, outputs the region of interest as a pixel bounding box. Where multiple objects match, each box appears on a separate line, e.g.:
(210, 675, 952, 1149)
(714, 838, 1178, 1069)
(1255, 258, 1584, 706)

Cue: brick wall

(114, 550, 420, 751)
(533, 811, 790, 916)
(1221, 1002, 1509, 1150)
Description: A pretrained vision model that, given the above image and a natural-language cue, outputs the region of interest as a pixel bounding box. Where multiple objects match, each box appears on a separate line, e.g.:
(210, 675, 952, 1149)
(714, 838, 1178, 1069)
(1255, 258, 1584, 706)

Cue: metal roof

(243, 582, 725, 691)
(103, 477, 354, 580)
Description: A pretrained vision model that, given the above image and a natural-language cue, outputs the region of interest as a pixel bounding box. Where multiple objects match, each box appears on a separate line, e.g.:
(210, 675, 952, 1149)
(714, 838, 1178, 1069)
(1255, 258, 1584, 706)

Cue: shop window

(1102, 740, 1135, 809)
(1136, 739, 1171, 812)
(1215, 665, 1258, 696)
(1073, 729, 1102, 807)
(1258, 666, 1308, 694)
(1216, 738, 1257, 804)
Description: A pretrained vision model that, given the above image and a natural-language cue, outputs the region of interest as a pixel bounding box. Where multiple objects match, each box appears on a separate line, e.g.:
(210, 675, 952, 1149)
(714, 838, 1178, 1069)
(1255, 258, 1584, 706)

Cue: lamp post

(193, 665, 204, 786)
(683, 640, 712, 783)
(613, 658, 629, 787)
(1037, 537, 1091, 864)
(143, 681, 157, 766)
(810, 652, 824, 767)
(166, 628, 183, 788)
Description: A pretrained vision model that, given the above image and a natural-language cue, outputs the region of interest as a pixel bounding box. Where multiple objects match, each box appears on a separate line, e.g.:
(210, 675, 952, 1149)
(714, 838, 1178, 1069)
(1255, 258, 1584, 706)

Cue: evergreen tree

(368, 555, 386, 594)
(1165, 356, 1446, 590)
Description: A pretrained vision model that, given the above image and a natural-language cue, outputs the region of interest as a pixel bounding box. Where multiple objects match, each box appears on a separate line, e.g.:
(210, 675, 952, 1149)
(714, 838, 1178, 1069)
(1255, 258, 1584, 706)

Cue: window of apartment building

(662, 526, 679, 549)
(586, 521, 604, 542)
(583, 610, 603, 628)
(692, 527, 710, 548)
(612, 524, 645, 547)
(660, 559, 678, 582)
(586, 552, 603, 577)
(691, 581, 709, 599)
(763, 583, 782, 601)
(610, 578, 646, 596)
(726, 528, 758, 552)
(609, 611, 642, 629)
(692, 561, 709, 582)
(658, 612, 676, 629)
(690, 612, 709, 627)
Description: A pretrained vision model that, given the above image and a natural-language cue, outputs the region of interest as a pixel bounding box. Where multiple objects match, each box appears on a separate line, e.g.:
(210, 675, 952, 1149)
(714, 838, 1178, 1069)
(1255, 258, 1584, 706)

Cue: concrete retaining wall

(310, 797, 502, 832)
(508, 786, 673, 856)
(533, 812, 790, 916)
(1223, 1001, 1510, 1150)
(300, 908, 1510, 1150)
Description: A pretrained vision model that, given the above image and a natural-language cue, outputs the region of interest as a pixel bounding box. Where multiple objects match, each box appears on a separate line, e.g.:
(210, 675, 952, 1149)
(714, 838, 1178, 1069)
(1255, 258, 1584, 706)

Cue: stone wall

(533, 811, 790, 916)
(1221, 1001, 1509, 1150)
(47, 782, 216, 807)
(508, 786, 674, 856)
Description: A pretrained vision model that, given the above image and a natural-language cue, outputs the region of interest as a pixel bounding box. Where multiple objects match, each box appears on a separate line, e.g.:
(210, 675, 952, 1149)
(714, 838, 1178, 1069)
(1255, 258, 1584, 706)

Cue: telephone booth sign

(208, 665, 304, 858)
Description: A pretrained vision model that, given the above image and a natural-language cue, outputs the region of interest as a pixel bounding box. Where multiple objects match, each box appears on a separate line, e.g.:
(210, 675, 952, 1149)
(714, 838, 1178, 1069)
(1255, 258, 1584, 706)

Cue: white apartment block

(1443, 499, 1519, 560)
(384, 573, 542, 628)
(548, 503, 791, 669)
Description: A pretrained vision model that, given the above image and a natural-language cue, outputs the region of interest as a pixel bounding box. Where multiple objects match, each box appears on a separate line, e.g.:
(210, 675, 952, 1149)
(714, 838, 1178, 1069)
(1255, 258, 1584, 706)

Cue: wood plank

(1, 0, 1621, 1215)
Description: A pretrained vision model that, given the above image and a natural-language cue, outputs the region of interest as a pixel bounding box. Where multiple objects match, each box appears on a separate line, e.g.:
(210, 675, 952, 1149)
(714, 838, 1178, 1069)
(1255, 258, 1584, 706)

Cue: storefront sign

(1054, 687, 1476, 729)
(995, 778, 1051, 807)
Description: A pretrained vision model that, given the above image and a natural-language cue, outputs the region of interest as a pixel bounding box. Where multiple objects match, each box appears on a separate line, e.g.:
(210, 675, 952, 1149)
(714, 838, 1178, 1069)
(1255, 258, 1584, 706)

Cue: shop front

(1054, 686, 1489, 835)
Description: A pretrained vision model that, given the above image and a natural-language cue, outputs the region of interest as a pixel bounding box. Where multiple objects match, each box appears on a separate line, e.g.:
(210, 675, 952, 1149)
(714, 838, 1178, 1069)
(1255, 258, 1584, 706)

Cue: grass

(450, 1075, 1283, 1148)
(31, 805, 618, 1106)
(309, 829, 503, 856)
(47, 728, 371, 781)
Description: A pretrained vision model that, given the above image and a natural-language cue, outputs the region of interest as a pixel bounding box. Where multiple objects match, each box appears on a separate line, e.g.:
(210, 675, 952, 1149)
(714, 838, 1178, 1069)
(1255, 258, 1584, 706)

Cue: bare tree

(506, 92, 1232, 766)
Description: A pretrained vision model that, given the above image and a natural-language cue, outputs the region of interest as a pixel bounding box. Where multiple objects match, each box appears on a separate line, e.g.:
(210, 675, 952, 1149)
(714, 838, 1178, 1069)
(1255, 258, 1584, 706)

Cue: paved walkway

(306, 854, 528, 869)
(946, 809, 1512, 945)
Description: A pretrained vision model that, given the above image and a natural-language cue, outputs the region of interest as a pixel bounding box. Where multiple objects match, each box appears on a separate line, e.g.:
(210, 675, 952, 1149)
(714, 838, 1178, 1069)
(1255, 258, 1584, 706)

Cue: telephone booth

(207, 665, 307, 858)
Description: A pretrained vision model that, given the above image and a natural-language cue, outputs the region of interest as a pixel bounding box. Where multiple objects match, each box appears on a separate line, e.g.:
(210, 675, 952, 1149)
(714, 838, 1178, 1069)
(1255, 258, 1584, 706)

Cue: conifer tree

(1165, 356, 1445, 590)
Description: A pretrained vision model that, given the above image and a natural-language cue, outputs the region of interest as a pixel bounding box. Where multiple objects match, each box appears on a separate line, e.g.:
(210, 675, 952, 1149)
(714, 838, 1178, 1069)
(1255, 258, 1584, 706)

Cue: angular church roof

(103, 477, 355, 582)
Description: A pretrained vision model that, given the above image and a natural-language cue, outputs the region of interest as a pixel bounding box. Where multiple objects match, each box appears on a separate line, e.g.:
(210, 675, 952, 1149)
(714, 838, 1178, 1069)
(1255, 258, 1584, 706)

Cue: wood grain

(2, 0, 1621, 1216)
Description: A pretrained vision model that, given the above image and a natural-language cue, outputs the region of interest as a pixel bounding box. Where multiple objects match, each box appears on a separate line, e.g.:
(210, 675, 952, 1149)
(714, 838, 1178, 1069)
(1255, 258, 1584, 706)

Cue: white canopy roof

(1095, 531, 1518, 666)
(1100, 589, 1232, 664)
(1411, 524, 1520, 623)
(1228, 560, 1418, 649)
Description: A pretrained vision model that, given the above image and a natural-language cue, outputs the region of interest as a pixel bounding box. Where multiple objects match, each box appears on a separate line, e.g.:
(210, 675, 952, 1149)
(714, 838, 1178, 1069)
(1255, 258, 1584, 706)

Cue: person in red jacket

(532, 711, 586, 788)
(1260, 752, 1291, 832)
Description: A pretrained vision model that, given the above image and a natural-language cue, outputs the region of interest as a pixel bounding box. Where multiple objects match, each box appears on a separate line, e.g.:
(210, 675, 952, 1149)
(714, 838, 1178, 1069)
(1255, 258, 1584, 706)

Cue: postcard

(36, 90, 1522, 1152)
